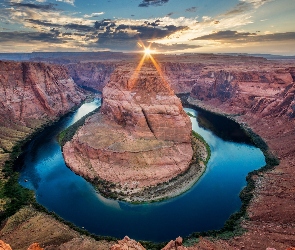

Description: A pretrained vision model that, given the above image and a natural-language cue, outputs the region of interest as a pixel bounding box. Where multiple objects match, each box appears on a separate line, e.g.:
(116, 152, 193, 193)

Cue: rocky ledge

(63, 62, 208, 202)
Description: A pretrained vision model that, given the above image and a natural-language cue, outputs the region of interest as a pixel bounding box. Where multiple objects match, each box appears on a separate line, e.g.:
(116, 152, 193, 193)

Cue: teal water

(18, 100, 265, 242)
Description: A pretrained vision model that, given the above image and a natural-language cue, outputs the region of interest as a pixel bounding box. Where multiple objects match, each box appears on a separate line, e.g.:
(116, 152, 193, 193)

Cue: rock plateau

(63, 61, 194, 201)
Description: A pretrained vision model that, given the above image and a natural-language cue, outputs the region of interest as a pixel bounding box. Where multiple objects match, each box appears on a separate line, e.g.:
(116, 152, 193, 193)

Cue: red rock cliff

(191, 67, 295, 118)
(63, 62, 193, 199)
(0, 61, 85, 164)
(67, 62, 117, 91)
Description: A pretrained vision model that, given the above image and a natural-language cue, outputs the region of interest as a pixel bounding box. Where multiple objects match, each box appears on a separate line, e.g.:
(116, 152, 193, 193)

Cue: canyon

(0, 53, 295, 249)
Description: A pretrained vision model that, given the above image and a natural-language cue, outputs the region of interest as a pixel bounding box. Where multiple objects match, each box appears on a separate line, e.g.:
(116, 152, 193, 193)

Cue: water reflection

(72, 99, 101, 123)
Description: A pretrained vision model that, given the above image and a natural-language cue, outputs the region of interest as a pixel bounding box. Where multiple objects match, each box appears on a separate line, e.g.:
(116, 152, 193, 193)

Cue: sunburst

(144, 47, 152, 56)
(129, 41, 167, 89)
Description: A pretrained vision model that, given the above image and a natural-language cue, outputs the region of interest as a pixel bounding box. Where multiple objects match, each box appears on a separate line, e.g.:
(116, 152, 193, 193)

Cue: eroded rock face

(186, 58, 295, 249)
(0, 60, 85, 165)
(63, 62, 193, 193)
(111, 236, 145, 250)
(67, 62, 117, 91)
(162, 237, 187, 250)
(0, 61, 85, 126)
(191, 68, 295, 118)
(101, 64, 191, 143)
(0, 240, 12, 250)
(27, 243, 44, 250)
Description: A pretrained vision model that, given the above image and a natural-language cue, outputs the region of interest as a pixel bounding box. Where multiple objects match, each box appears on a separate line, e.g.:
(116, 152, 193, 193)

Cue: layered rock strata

(63, 63, 195, 201)
(190, 67, 295, 118)
(67, 62, 117, 92)
(0, 61, 85, 166)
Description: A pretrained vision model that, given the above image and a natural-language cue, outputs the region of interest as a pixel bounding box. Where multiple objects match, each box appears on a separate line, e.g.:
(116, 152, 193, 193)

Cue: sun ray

(129, 41, 170, 91)
(149, 55, 172, 92)
(129, 53, 147, 89)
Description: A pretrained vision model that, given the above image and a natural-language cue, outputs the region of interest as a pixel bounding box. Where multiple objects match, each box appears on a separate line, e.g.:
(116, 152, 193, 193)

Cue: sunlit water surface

(18, 100, 265, 242)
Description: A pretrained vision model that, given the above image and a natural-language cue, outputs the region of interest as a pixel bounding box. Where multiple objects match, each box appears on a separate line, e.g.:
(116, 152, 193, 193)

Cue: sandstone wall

(66, 62, 117, 92)
(191, 68, 295, 118)
(0, 61, 85, 163)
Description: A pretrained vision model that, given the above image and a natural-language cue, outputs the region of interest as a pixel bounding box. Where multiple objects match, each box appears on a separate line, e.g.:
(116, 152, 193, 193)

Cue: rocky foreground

(62, 61, 203, 202)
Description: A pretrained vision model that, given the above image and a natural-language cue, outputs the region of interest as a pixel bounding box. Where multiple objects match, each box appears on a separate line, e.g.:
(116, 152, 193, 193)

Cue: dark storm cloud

(64, 23, 94, 32)
(0, 31, 63, 43)
(95, 22, 188, 50)
(113, 24, 186, 39)
(26, 19, 94, 32)
(138, 0, 169, 7)
(193, 30, 295, 43)
(10, 2, 57, 11)
(25, 19, 62, 28)
(185, 7, 197, 12)
(166, 12, 174, 17)
(94, 19, 115, 30)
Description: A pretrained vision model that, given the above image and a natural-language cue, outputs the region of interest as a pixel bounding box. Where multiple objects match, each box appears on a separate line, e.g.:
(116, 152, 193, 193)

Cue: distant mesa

(62, 61, 206, 202)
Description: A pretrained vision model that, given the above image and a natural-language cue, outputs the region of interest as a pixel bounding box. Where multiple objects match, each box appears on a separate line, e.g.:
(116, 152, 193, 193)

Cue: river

(18, 99, 265, 242)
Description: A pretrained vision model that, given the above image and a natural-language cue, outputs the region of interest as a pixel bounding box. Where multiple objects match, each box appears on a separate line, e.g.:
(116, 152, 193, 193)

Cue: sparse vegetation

(140, 240, 167, 250)
(0, 142, 35, 222)
(58, 107, 100, 146)
(186, 112, 196, 118)
(192, 130, 211, 164)
(182, 101, 280, 246)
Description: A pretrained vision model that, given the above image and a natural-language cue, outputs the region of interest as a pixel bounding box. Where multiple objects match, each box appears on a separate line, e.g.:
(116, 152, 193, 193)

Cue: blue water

(18, 100, 265, 242)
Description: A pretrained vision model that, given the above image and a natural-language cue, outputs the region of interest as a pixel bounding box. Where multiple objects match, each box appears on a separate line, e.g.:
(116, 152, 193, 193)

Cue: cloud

(64, 23, 94, 32)
(25, 19, 62, 28)
(222, 0, 271, 16)
(96, 23, 187, 45)
(185, 7, 197, 12)
(193, 30, 295, 43)
(138, 0, 169, 7)
(25, 19, 95, 32)
(0, 31, 63, 43)
(93, 18, 188, 50)
(56, 0, 75, 6)
(0, 0, 280, 53)
(151, 42, 201, 50)
(94, 19, 115, 29)
(84, 12, 105, 18)
(223, 2, 251, 16)
(10, 2, 57, 11)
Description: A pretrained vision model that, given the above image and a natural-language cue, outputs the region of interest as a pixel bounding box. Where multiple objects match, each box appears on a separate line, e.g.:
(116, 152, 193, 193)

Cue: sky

(0, 0, 294, 55)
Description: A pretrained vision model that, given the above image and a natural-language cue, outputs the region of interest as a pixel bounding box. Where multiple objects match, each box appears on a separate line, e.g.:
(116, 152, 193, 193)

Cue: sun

(144, 47, 152, 56)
